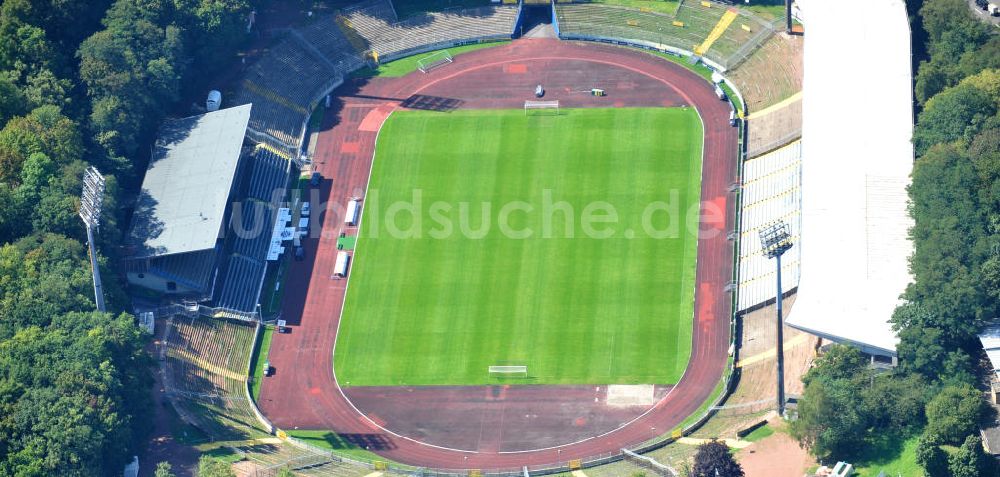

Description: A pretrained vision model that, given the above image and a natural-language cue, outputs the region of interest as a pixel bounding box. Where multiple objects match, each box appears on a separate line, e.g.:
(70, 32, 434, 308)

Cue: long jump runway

(260, 39, 737, 471)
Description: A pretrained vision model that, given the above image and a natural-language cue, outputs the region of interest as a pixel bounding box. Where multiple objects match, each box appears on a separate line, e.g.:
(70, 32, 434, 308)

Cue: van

(310, 172, 321, 187)
(714, 85, 727, 101)
(206, 90, 222, 111)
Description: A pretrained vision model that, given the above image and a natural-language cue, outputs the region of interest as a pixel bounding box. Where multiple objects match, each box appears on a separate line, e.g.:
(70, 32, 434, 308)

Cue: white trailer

(345, 199, 360, 225)
(714, 85, 727, 101)
(333, 251, 350, 278)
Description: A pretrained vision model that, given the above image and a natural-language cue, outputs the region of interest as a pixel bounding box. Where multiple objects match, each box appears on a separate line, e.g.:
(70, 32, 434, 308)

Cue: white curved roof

(787, 0, 914, 356)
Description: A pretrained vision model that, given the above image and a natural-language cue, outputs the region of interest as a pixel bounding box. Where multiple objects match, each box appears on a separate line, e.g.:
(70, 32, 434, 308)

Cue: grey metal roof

(128, 105, 252, 258)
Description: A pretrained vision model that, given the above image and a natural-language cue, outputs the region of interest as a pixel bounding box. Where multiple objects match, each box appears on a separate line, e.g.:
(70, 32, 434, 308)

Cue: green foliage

(197, 456, 236, 477)
(913, 0, 996, 104)
(913, 84, 997, 154)
(948, 435, 995, 477)
(791, 346, 930, 461)
(691, 440, 744, 477)
(896, 67, 1000, 391)
(915, 434, 949, 477)
(792, 377, 869, 460)
(924, 386, 987, 445)
(0, 311, 153, 476)
(801, 343, 867, 386)
(0, 0, 254, 474)
(155, 462, 176, 477)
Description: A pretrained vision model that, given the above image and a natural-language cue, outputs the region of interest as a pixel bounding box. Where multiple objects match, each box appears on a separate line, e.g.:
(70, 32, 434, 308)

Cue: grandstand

(215, 148, 290, 313)
(230, 0, 515, 158)
(162, 315, 268, 440)
(126, 105, 289, 315)
(232, 39, 341, 154)
(555, 1, 774, 70)
(727, 34, 803, 111)
(126, 106, 252, 298)
(338, 0, 519, 60)
(736, 141, 801, 311)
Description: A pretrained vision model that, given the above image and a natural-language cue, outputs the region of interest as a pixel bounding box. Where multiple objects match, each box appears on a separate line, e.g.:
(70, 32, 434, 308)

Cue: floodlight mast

(79, 166, 107, 313)
(759, 220, 793, 416)
(785, 0, 792, 34)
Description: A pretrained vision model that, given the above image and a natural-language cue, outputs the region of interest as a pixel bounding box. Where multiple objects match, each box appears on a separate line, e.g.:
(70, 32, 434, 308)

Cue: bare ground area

(746, 99, 802, 158)
(729, 33, 803, 112)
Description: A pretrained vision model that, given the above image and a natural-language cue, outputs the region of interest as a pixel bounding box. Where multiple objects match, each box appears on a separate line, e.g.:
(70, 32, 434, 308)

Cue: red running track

(259, 39, 737, 472)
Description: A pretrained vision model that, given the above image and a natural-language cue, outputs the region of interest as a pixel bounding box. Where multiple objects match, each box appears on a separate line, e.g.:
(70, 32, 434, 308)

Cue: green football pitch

(334, 107, 703, 387)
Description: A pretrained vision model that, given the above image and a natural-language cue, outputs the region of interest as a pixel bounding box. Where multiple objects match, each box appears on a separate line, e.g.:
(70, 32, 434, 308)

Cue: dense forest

(0, 0, 254, 475)
(792, 0, 1000, 475)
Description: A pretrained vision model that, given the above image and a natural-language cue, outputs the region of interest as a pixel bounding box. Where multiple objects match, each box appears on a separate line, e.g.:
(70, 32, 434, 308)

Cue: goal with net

(524, 100, 559, 115)
(416, 50, 454, 73)
(488, 365, 528, 379)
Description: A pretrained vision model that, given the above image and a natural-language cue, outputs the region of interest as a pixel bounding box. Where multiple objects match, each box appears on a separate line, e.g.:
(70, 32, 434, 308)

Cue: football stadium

(135, 0, 916, 475)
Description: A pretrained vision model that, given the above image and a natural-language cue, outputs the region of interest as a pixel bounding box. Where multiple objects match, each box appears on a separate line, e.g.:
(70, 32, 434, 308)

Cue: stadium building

(125, 104, 291, 315)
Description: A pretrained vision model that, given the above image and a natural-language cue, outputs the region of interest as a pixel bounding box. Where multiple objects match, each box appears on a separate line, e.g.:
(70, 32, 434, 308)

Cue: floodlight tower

(79, 166, 107, 312)
(759, 220, 793, 416)
(786, 0, 792, 34)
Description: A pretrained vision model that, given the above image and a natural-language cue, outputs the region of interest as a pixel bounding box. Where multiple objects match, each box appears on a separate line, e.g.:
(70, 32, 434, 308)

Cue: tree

(0, 312, 153, 476)
(801, 344, 867, 386)
(691, 440, 744, 477)
(913, 83, 997, 155)
(948, 435, 994, 477)
(197, 456, 236, 477)
(924, 386, 986, 445)
(154, 462, 176, 477)
(0, 71, 25, 123)
(915, 434, 949, 477)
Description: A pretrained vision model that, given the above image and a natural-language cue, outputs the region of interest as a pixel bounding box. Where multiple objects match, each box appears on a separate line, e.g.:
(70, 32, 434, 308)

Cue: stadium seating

(148, 249, 218, 293)
(737, 141, 801, 311)
(247, 148, 290, 202)
(337, 0, 518, 60)
(212, 149, 288, 313)
(216, 255, 268, 312)
(163, 316, 265, 440)
(727, 33, 804, 111)
(232, 38, 342, 153)
(555, 2, 773, 70)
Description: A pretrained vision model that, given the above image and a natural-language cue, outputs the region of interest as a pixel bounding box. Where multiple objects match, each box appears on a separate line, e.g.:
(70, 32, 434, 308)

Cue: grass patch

(675, 376, 726, 433)
(336, 108, 702, 387)
(164, 400, 211, 445)
(337, 235, 357, 250)
(200, 446, 244, 464)
(742, 424, 774, 442)
(286, 430, 399, 463)
(248, 326, 274, 402)
(351, 41, 508, 79)
(588, 0, 680, 15)
(851, 434, 921, 477)
(637, 48, 743, 113)
(308, 102, 325, 131)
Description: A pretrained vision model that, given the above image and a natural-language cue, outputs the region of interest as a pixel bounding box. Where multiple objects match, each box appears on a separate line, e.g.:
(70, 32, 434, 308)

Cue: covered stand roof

(128, 105, 252, 259)
(787, 0, 914, 356)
